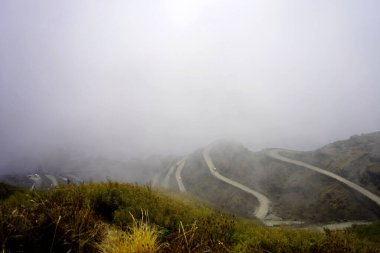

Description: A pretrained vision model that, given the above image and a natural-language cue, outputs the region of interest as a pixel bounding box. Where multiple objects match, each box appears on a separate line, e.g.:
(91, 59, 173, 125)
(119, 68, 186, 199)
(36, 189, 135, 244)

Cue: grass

(231, 222, 376, 253)
(0, 183, 22, 200)
(350, 222, 380, 244)
(97, 212, 161, 253)
(0, 181, 379, 252)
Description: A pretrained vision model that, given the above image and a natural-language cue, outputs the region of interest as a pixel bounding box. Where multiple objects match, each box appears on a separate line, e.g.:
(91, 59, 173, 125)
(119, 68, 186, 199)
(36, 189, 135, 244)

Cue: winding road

(203, 146, 271, 219)
(268, 149, 380, 207)
(46, 174, 59, 187)
(162, 165, 176, 189)
(28, 174, 42, 190)
(175, 158, 187, 192)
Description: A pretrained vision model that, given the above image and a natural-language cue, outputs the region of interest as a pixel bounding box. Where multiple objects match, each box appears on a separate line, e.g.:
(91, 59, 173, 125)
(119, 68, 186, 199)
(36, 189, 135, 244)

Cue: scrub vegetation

(0, 182, 379, 253)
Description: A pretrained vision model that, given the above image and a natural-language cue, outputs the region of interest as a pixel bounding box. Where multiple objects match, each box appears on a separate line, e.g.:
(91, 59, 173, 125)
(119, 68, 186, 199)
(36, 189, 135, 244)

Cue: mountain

(283, 132, 380, 195)
(1, 131, 380, 224)
(0, 150, 176, 189)
(154, 132, 380, 223)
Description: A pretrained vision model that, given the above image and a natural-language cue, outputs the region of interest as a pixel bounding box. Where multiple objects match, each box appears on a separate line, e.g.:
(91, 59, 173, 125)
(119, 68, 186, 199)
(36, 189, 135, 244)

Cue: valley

(153, 132, 380, 226)
(1, 132, 380, 228)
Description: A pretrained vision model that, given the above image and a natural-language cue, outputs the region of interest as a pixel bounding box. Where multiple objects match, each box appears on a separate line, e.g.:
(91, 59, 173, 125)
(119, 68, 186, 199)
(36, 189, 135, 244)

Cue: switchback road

(162, 165, 175, 189)
(268, 149, 380, 207)
(46, 174, 58, 187)
(175, 158, 187, 192)
(203, 146, 271, 219)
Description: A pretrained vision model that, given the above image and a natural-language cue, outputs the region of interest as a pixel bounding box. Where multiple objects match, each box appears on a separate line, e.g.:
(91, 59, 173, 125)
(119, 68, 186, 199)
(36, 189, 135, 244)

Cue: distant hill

(284, 131, 380, 195)
(154, 132, 380, 223)
(2, 131, 380, 224)
(0, 150, 176, 189)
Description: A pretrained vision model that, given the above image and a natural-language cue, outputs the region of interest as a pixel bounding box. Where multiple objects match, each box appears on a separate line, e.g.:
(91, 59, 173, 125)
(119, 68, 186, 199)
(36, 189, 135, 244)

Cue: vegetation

(97, 215, 161, 253)
(0, 183, 22, 200)
(0, 181, 379, 252)
(350, 222, 380, 244)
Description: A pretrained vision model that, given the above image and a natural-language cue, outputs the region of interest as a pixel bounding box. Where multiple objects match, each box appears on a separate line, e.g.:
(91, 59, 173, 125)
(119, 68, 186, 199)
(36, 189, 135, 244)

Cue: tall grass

(0, 182, 379, 253)
(0, 184, 105, 252)
(97, 213, 162, 253)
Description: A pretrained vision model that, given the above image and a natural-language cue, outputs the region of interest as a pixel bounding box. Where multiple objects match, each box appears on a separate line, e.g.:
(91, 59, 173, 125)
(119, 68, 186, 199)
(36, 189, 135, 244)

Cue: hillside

(2, 132, 380, 226)
(0, 151, 176, 189)
(154, 132, 380, 223)
(284, 132, 380, 195)
(1, 182, 379, 253)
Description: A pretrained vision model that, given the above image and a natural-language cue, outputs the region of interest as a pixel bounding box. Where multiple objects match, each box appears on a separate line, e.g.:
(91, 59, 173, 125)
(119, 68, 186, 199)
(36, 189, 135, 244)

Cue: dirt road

(268, 149, 380, 207)
(45, 174, 58, 187)
(175, 158, 187, 192)
(162, 165, 175, 189)
(203, 146, 271, 219)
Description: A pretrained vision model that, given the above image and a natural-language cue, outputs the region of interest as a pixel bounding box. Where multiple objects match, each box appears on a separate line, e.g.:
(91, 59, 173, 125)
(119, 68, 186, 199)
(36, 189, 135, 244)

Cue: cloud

(0, 0, 379, 170)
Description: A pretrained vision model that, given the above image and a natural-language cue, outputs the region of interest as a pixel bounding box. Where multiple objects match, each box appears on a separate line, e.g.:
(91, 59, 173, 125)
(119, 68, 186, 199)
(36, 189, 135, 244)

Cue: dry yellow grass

(98, 213, 161, 253)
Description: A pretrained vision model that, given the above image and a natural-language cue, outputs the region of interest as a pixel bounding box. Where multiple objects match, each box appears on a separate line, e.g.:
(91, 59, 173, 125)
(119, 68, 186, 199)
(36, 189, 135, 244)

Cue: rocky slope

(155, 132, 380, 223)
(284, 132, 380, 196)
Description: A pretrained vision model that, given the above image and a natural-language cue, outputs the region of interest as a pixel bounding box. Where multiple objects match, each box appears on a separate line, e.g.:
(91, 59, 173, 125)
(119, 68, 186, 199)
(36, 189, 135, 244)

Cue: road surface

(45, 174, 59, 187)
(66, 174, 84, 184)
(162, 165, 176, 189)
(203, 146, 271, 219)
(175, 158, 187, 192)
(314, 221, 373, 232)
(268, 149, 380, 207)
(28, 174, 42, 190)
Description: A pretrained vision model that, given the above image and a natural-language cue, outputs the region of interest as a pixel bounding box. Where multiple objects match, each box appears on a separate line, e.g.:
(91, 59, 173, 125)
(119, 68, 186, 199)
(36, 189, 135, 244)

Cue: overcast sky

(1, 0, 379, 163)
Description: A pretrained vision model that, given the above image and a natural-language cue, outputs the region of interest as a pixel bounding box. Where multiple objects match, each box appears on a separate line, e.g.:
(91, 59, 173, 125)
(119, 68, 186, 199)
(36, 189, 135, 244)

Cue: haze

(1, 0, 380, 170)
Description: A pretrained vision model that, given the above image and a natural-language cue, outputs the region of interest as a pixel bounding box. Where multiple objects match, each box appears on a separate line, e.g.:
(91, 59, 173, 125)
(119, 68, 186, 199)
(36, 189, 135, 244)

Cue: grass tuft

(98, 212, 161, 253)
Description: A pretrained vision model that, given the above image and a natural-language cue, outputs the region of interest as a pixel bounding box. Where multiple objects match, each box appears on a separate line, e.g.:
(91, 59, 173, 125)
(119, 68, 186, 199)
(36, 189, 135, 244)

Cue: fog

(1, 0, 380, 171)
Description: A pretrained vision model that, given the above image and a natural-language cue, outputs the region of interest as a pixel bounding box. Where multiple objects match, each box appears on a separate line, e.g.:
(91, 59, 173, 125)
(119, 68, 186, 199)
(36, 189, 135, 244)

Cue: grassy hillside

(0, 182, 23, 200)
(0, 182, 379, 253)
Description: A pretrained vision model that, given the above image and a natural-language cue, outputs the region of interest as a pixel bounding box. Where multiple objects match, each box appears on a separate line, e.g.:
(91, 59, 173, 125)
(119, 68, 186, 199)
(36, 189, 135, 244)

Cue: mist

(1, 0, 380, 172)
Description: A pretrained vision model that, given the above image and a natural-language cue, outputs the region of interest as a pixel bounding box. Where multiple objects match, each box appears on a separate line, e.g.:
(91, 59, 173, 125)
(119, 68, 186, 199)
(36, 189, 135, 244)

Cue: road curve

(28, 174, 42, 189)
(203, 146, 271, 219)
(268, 149, 380, 207)
(162, 165, 176, 189)
(175, 158, 187, 192)
(46, 174, 59, 187)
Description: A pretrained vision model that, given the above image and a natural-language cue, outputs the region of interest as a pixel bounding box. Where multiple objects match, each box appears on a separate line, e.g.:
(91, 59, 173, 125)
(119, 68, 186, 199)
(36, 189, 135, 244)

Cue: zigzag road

(203, 146, 271, 219)
(268, 149, 380, 207)
(162, 165, 176, 189)
(156, 158, 187, 192)
(46, 174, 59, 187)
(175, 158, 187, 192)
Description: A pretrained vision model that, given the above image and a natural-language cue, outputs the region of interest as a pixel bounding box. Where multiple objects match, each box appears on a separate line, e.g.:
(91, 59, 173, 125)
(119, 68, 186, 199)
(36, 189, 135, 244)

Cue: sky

(1, 0, 380, 165)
